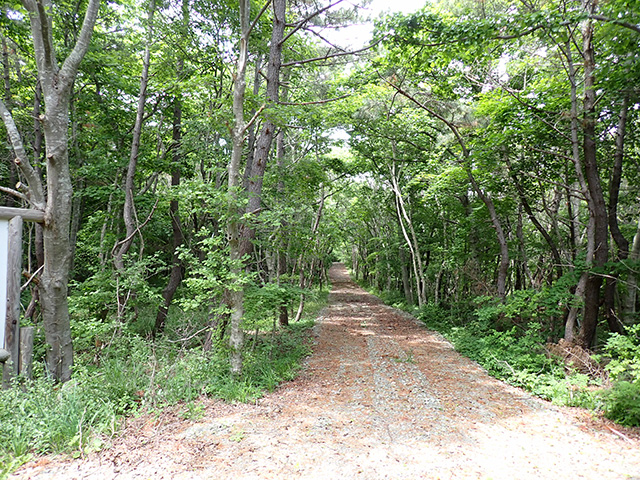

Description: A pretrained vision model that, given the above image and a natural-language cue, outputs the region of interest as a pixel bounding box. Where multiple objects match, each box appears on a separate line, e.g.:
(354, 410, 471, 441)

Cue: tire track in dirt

(12, 263, 640, 479)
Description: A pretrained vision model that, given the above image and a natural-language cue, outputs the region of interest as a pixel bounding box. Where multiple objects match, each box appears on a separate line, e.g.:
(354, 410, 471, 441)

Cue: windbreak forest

(1, 0, 640, 468)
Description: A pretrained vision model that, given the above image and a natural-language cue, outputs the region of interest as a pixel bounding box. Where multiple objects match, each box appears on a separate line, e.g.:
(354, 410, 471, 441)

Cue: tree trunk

(515, 205, 533, 289)
(113, 0, 155, 277)
(226, 0, 251, 376)
(276, 129, 289, 327)
(155, 74, 185, 336)
(238, 0, 286, 260)
(1, 35, 10, 107)
(242, 54, 264, 189)
(1, 35, 18, 207)
(603, 96, 630, 334)
(608, 95, 630, 258)
(565, 184, 578, 262)
(466, 170, 509, 300)
(560, 28, 598, 345)
(399, 247, 414, 305)
(578, 8, 608, 348)
(390, 156, 427, 306)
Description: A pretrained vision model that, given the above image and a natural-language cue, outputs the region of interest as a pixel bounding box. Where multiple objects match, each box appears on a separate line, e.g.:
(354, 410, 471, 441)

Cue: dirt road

(13, 263, 640, 479)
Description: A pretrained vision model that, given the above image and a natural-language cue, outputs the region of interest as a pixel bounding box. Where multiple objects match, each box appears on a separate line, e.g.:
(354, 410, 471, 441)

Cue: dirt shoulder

(13, 263, 640, 479)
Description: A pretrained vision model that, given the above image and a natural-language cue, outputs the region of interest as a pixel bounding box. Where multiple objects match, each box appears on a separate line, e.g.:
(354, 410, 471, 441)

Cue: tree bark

(603, 96, 630, 334)
(390, 159, 427, 306)
(399, 246, 414, 305)
(1, 35, 18, 207)
(275, 129, 289, 327)
(155, 72, 185, 335)
(608, 95, 629, 258)
(467, 170, 510, 300)
(1, 35, 10, 107)
(564, 25, 608, 347)
(113, 0, 155, 278)
(226, 0, 251, 376)
(238, 0, 286, 260)
(242, 54, 264, 189)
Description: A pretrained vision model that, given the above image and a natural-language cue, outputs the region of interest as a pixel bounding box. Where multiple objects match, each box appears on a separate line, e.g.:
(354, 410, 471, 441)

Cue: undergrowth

(0, 287, 328, 476)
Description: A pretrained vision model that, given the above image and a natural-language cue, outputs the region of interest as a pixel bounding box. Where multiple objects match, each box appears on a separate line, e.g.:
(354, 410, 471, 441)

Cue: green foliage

(600, 382, 640, 427)
(602, 324, 640, 383)
(597, 325, 640, 426)
(244, 283, 305, 326)
(472, 276, 577, 333)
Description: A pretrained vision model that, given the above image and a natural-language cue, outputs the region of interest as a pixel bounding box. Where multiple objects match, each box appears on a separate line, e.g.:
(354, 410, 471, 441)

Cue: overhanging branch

(590, 14, 640, 34)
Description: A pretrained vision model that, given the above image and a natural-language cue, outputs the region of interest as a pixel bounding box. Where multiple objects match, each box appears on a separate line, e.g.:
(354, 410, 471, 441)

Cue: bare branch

(31, 0, 57, 71)
(0, 98, 45, 208)
(299, 25, 348, 52)
(278, 94, 350, 106)
(281, 0, 344, 46)
(0, 185, 29, 203)
(21, 264, 44, 292)
(283, 39, 381, 67)
(111, 198, 160, 254)
(242, 103, 266, 135)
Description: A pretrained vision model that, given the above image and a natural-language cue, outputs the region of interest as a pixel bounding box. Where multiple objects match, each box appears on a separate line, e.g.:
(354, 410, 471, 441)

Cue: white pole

(0, 219, 8, 349)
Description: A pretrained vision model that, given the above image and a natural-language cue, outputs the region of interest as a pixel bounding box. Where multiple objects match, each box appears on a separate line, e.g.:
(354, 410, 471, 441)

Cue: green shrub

(602, 324, 640, 383)
(600, 381, 640, 426)
(598, 325, 640, 426)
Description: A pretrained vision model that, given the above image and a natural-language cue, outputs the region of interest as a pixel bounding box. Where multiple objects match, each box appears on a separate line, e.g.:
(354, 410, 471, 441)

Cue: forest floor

(12, 263, 640, 480)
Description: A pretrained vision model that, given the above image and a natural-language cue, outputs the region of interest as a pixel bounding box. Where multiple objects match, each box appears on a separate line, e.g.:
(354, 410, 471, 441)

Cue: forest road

(13, 263, 640, 480)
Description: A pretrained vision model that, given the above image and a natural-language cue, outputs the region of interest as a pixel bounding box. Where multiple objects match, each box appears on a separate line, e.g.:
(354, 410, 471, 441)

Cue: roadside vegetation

(363, 280, 640, 428)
